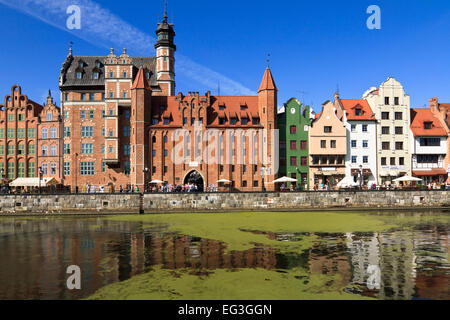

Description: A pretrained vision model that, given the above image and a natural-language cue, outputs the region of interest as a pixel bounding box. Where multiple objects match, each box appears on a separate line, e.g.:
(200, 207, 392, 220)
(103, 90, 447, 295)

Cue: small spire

(48, 89, 51, 98)
(123, 48, 127, 55)
(110, 48, 114, 55)
(267, 53, 270, 68)
(163, 0, 168, 23)
(69, 41, 73, 56)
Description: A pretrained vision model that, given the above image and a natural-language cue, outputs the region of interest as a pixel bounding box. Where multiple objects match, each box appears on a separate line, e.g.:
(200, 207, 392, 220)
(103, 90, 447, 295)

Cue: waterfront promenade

(0, 190, 448, 215)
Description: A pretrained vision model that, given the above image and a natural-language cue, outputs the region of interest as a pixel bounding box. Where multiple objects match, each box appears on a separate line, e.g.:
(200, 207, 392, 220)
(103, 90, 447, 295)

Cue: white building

(364, 77, 412, 184)
(410, 108, 448, 184)
(335, 94, 378, 187)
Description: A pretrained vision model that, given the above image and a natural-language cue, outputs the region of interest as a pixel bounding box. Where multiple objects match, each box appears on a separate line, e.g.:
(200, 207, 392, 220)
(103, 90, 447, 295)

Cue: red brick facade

(0, 85, 62, 184)
(58, 15, 278, 192)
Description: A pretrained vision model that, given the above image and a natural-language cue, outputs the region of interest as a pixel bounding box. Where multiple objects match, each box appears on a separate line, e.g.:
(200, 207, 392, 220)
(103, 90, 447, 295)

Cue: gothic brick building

(0, 85, 62, 184)
(59, 10, 278, 192)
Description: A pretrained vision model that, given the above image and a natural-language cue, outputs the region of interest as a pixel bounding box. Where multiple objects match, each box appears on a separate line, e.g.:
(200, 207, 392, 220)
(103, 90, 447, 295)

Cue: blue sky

(0, 0, 449, 113)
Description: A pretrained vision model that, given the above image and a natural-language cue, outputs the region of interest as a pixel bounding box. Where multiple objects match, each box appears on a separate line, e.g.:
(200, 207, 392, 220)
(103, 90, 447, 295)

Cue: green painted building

(277, 98, 311, 190)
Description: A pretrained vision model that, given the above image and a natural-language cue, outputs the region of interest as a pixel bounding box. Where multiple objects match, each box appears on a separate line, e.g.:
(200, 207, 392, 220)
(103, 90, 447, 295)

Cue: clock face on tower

(290, 108, 296, 114)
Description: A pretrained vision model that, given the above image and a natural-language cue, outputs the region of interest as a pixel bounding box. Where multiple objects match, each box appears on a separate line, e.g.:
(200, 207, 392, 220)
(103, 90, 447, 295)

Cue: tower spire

(267, 53, 270, 68)
(163, 0, 168, 23)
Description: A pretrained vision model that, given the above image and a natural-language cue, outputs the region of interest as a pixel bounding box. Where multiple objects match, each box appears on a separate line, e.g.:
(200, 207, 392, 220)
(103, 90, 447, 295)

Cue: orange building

(429, 98, 450, 183)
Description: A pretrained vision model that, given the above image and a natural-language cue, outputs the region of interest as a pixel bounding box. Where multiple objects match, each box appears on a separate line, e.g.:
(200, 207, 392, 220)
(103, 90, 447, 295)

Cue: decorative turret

(155, 0, 176, 96)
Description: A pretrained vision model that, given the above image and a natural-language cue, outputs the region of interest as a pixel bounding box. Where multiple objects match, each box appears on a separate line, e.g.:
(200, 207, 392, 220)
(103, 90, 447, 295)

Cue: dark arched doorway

(183, 170, 204, 192)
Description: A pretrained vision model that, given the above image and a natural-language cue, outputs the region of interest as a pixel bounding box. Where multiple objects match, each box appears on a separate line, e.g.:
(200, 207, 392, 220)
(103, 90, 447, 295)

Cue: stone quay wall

(0, 190, 448, 215)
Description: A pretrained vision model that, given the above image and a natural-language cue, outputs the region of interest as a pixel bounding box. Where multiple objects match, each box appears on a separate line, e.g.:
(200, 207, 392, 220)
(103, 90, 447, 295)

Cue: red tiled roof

(340, 99, 376, 121)
(258, 68, 277, 92)
(315, 112, 321, 119)
(131, 68, 151, 90)
(410, 108, 447, 137)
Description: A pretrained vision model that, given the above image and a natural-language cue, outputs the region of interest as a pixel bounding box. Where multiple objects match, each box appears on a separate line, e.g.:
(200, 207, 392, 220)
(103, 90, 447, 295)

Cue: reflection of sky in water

(0, 216, 448, 300)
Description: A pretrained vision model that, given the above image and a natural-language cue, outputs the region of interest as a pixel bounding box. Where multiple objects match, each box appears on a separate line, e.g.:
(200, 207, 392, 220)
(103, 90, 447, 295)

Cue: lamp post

(38, 166, 43, 194)
(261, 165, 266, 192)
(143, 167, 149, 192)
(359, 165, 363, 190)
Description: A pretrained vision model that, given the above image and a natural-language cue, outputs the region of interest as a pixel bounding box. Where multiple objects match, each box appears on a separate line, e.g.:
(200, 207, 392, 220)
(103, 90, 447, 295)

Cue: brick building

(59, 11, 278, 192)
(0, 85, 62, 185)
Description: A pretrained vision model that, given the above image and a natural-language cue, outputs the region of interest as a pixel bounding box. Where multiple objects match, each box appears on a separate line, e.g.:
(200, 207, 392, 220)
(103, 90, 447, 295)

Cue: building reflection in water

(0, 217, 448, 300)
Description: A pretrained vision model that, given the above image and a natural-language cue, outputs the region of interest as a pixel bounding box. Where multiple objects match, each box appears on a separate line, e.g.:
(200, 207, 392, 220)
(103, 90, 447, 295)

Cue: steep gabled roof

(410, 108, 447, 137)
(131, 68, 151, 90)
(340, 99, 376, 121)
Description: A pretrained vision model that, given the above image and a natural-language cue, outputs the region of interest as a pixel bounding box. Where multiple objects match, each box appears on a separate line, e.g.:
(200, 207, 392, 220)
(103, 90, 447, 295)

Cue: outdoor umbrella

(150, 180, 164, 184)
(217, 179, 232, 183)
(393, 176, 422, 182)
(337, 176, 359, 188)
(271, 176, 298, 183)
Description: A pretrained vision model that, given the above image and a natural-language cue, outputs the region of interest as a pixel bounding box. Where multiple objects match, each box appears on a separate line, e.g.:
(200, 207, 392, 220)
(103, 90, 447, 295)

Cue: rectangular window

(419, 138, 440, 146)
(8, 114, 14, 122)
(80, 110, 86, 119)
(109, 92, 114, 98)
(125, 110, 130, 119)
(123, 126, 131, 137)
(395, 127, 403, 135)
(89, 93, 94, 101)
(42, 128, 48, 139)
(381, 157, 386, 166)
(362, 124, 368, 132)
(64, 162, 70, 176)
(81, 126, 94, 137)
(7, 162, 14, 179)
(290, 126, 297, 134)
(7, 145, 15, 155)
(152, 118, 159, 125)
(395, 112, 403, 120)
(18, 144, 25, 155)
(382, 142, 390, 150)
(301, 156, 307, 166)
(351, 140, 357, 148)
(385, 97, 390, 105)
(64, 144, 71, 155)
(381, 112, 389, 120)
(0, 145, 3, 155)
(17, 128, 25, 138)
(351, 156, 357, 164)
(164, 118, 170, 125)
(18, 114, 24, 121)
(252, 118, 260, 125)
(64, 127, 71, 137)
(80, 161, 95, 175)
(50, 128, 57, 138)
(46, 112, 52, 121)
(27, 128, 35, 138)
(102, 128, 106, 137)
(65, 93, 69, 101)
(301, 140, 307, 150)
(123, 92, 127, 99)
(7, 129, 14, 139)
(395, 142, 403, 150)
(28, 144, 35, 155)
(351, 124, 356, 132)
(390, 157, 396, 165)
(41, 145, 48, 156)
(124, 144, 131, 156)
(290, 156, 297, 166)
(50, 162, 57, 175)
(330, 140, 336, 148)
(102, 162, 106, 173)
(81, 93, 86, 101)
(0, 129, 4, 138)
(320, 140, 326, 148)
(241, 118, 247, 125)
(324, 126, 332, 133)
(28, 162, 35, 177)
(363, 156, 368, 163)
(109, 72, 114, 78)
(399, 157, 405, 166)
(394, 97, 399, 105)
(355, 108, 362, 116)
(382, 126, 390, 134)
(363, 140, 368, 148)
(290, 140, 297, 150)
(230, 118, 237, 125)
(81, 143, 93, 154)
(124, 161, 131, 175)
(89, 110, 94, 119)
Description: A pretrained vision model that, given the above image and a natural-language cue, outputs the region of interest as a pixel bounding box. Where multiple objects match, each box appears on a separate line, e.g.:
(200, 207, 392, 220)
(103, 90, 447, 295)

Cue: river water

(0, 211, 448, 300)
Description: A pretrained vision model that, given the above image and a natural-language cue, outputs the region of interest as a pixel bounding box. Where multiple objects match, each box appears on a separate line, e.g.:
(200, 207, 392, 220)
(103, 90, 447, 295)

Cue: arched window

(152, 136, 157, 143)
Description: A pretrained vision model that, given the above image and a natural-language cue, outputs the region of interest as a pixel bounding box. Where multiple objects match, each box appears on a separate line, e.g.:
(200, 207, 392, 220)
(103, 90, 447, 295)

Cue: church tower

(155, 1, 176, 96)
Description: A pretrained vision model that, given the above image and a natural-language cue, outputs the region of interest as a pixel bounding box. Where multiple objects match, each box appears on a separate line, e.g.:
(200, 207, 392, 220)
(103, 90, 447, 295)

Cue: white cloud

(0, 0, 255, 96)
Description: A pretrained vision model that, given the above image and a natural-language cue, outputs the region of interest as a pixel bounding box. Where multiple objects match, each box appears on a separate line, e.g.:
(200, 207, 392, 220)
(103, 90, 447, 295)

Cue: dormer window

(93, 72, 99, 79)
(230, 118, 237, 125)
(355, 108, 362, 116)
(76, 72, 82, 79)
(152, 118, 158, 125)
(123, 59, 126, 64)
(95, 61, 101, 68)
(240, 105, 247, 111)
(219, 105, 225, 110)
(424, 121, 432, 129)
(145, 72, 150, 79)
(163, 118, 170, 125)
(79, 62, 84, 67)
(110, 59, 114, 64)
